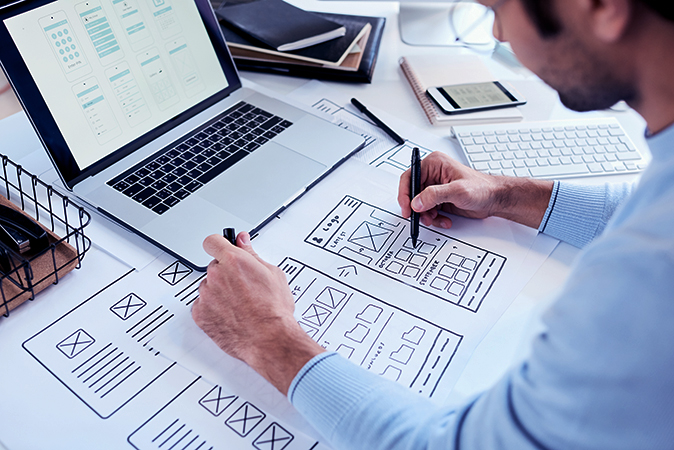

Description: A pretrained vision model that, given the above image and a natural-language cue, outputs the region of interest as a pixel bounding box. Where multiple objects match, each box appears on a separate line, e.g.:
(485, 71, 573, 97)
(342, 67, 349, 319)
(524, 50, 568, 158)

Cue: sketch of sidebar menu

(281, 258, 462, 398)
(306, 196, 506, 313)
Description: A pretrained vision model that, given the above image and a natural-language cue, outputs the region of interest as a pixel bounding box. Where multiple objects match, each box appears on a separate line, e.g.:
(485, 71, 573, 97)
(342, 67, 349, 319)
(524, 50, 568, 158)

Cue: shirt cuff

(538, 181, 607, 248)
(289, 352, 385, 440)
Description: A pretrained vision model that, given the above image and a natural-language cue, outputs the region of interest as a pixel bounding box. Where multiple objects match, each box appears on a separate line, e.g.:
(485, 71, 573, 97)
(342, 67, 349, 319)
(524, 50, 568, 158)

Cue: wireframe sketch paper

(152, 159, 558, 404)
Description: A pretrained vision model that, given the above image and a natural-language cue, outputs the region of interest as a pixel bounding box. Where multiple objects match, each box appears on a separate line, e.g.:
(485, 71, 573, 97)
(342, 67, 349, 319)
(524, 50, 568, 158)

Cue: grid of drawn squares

(431, 253, 478, 297)
(385, 238, 438, 279)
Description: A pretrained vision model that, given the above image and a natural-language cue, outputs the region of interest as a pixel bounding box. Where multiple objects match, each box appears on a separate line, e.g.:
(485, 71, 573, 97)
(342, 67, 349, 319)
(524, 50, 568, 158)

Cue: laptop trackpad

(198, 142, 326, 225)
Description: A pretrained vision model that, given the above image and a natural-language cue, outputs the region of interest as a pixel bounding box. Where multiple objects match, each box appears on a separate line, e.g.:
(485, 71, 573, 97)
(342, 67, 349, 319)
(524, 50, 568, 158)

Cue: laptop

(0, 0, 364, 269)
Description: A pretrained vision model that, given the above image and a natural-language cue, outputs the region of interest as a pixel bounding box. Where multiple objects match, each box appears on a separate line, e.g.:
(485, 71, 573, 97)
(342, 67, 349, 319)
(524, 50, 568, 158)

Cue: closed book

(219, 11, 386, 83)
(218, 0, 346, 51)
(217, 6, 369, 66)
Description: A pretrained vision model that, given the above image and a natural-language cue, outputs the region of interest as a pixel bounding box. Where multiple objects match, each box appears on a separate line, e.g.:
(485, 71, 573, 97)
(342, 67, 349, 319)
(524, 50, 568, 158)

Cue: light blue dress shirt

(288, 124, 674, 449)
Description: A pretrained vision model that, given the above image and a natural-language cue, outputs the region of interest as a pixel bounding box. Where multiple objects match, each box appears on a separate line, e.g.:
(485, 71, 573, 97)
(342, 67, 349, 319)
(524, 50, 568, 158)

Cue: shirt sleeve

(289, 182, 674, 450)
(537, 181, 633, 248)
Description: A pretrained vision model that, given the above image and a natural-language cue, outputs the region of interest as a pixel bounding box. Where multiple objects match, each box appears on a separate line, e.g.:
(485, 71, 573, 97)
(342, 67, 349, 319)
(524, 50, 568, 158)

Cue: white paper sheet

(153, 160, 557, 406)
(288, 80, 457, 175)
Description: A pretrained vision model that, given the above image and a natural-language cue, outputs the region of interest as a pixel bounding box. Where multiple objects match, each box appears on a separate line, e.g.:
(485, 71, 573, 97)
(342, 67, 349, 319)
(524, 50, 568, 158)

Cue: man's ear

(580, 0, 632, 42)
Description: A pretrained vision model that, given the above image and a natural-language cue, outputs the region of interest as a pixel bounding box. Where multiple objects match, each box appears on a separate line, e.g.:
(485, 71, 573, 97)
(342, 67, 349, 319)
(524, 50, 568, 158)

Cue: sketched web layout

(306, 196, 507, 313)
(281, 258, 463, 398)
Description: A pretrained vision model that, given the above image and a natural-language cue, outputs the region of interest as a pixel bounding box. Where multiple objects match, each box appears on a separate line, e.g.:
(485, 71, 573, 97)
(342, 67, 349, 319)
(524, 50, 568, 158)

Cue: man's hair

(521, 0, 674, 38)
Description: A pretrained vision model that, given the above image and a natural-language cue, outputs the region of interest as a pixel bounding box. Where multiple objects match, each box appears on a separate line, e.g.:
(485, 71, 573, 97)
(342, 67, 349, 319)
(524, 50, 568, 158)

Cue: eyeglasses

(448, 0, 510, 48)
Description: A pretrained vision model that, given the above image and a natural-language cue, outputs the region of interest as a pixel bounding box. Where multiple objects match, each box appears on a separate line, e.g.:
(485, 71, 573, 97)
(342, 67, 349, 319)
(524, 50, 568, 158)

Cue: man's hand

(398, 152, 554, 229)
(192, 232, 325, 395)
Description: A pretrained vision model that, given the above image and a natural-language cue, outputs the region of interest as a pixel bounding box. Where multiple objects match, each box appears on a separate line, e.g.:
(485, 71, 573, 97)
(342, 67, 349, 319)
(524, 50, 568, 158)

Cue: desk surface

(0, 0, 647, 447)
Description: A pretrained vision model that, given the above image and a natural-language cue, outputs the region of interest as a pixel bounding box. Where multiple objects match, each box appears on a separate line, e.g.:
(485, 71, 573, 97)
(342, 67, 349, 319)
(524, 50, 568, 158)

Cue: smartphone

(426, 81, 526, 115)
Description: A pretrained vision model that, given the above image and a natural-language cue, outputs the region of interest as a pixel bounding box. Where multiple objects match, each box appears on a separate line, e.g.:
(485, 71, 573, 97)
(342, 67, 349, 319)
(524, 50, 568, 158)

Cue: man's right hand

(398, 152, 554, 230)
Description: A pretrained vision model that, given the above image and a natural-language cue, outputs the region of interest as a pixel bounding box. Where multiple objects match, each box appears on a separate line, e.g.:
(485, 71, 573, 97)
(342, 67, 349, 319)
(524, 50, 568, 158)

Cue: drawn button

(302, 304, 331, 327)
(110, 293, 146, 320)
(158, 260, 192, 285)
(315, 286, 347, 309)
(226, 402, 265, 437)
(253, 422, 294, 450)
(56, 329, 95, 359)
(199, 385, 237, 417)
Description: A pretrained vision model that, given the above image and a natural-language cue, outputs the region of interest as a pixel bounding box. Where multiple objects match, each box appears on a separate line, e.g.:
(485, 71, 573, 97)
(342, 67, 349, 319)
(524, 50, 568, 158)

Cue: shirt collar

(646, 122, 674, 162)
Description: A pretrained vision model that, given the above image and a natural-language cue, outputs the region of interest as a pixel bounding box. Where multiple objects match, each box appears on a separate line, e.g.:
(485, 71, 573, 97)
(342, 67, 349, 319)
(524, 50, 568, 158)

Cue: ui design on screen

(5, 0, 228, 170)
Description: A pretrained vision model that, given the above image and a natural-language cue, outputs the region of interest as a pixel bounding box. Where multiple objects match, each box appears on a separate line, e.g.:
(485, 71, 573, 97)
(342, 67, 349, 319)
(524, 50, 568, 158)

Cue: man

(193, 0, 674, 448)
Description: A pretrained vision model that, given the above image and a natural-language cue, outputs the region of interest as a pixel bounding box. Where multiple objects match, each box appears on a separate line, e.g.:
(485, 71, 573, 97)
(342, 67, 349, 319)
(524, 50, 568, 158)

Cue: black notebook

(218, 0, 346, 51)
(218, 10, 386, 83)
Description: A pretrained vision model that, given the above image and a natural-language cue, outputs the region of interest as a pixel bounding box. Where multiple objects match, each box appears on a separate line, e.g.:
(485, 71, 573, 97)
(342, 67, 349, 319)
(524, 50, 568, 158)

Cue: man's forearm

(491, 177, 554, 229)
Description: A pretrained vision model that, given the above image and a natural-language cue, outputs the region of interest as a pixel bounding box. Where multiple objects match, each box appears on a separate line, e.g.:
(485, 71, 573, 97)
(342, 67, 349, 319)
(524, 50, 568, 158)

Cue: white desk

(0, 1, 647, 448)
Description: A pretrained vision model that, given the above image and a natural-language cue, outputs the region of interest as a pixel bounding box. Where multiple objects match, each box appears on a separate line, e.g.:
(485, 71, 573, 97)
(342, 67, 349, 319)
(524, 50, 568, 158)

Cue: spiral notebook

(400, 55, 523, 126)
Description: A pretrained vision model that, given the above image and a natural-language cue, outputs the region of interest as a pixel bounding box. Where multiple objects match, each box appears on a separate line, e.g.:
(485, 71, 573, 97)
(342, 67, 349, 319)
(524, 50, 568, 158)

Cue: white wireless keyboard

(453, 118, 647, 179)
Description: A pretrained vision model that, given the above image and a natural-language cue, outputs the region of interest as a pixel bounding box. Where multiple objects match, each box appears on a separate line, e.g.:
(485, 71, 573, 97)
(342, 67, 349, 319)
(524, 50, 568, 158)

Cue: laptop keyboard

(107, 101, 293, 215)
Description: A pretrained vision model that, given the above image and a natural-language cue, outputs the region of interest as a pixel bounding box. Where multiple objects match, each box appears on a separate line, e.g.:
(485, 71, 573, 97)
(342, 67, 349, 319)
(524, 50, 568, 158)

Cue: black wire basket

(0, 153, 91, 317)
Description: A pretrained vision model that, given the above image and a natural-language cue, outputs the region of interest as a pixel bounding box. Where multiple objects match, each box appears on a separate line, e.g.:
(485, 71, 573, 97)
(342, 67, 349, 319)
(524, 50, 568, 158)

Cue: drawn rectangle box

(128, 378, 318, 450)
(305, 196, 506, 313)
(21, 270, 181, 418)
(281, 258, 463, 398)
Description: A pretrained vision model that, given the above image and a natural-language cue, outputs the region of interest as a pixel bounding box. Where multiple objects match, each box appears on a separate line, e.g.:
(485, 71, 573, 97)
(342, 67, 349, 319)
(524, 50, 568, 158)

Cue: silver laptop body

(0, 0, 364, 269)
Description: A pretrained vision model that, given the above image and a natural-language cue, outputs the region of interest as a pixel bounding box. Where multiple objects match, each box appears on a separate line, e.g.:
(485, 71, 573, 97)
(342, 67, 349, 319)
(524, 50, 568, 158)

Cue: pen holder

(0, 153, 92, 317)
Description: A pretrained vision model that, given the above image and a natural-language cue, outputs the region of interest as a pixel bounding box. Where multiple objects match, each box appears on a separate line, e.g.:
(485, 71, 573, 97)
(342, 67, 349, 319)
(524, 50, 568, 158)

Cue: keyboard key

(125, 174, 140, 184)
(165, 196, 180, 207)
(113, 181, 129, 191)
(152, 203, 170, 215)
(156, 189, 171, 200)
(197, 150, 248, 184)
(142, 196, 162, 209)
(185, 181, 202, 193)
(469, 154, 491, 163)
(152, 180, 167, 190)
(133, 187, 156, 203)
(617, 151, 641, 161)
(529, 164, 589, 178)
(138, 177, 153, 187)
(260, 117, 282, 130)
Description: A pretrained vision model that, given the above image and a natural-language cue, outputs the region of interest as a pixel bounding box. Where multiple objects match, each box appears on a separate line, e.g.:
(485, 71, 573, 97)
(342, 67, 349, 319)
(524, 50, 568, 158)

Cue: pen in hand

(351, 98, 405, 146)
(223, 228, 237, 245)
(410, 147, 421, 248)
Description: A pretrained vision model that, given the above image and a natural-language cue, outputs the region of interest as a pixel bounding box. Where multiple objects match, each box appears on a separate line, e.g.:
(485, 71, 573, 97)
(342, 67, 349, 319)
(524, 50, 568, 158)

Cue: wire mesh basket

(0, 153, 91, 317)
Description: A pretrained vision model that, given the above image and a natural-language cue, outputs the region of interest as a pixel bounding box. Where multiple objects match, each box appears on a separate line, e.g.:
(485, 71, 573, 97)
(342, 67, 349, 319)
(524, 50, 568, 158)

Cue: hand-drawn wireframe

(253, 423, 295, 450)
(344, 323, 369, 343)
(281, 258, 463, 398)
(336, 344, 355, 359)
(226, 402, 266, 437)
(390, 344, 415, 365)
(402, 326, 426, 345)
(306, 196, 507, 313)
(380, 365, 402, 382)
(159, 260, 192, 285)
(57, 329, 95, 359)
(110, 293, 146, 320)
(21, 258, 205, 419)
(128, 378, 317, 450)
(310, 98, 431, 174)
(199, 385, 237, 417)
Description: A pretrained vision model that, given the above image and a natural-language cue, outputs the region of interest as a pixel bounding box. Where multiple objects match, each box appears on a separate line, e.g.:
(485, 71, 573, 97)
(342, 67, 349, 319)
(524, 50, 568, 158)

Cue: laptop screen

(0, 0, 239, 186)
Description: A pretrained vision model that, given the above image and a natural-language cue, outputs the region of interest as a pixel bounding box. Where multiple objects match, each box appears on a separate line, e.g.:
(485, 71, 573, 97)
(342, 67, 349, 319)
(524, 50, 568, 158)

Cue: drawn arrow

(337, 265, 357, 277)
